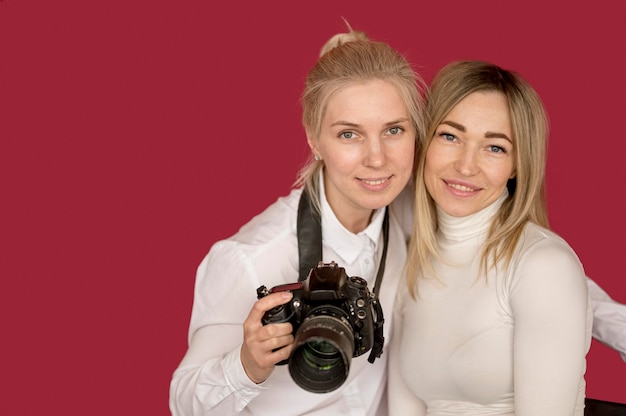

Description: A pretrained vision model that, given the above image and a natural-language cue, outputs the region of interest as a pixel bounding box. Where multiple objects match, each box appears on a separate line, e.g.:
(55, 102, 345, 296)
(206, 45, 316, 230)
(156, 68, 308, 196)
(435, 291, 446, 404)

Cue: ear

(306, 131, 320, 158)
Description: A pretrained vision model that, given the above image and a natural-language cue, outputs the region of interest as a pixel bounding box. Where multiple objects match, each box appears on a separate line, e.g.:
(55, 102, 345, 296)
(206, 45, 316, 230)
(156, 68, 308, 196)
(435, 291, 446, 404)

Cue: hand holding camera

(240, 289, 295, 385)
(256, 261, 384, 393)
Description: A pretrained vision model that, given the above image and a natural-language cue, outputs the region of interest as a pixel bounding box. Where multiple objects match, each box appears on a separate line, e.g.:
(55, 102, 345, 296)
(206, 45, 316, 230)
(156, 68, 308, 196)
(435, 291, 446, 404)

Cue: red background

(1, 1, 624, 414)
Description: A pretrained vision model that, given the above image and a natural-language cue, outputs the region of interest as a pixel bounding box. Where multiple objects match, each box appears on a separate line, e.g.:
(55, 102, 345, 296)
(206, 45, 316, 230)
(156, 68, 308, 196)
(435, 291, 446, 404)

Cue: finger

(261, 331, 295, 352)
(261, 321, 293, 338)
(248, 291, 293, 323)
(268, 342, 295, 366)
(240, 331, 294, 382)
(246, 323, 293, 353)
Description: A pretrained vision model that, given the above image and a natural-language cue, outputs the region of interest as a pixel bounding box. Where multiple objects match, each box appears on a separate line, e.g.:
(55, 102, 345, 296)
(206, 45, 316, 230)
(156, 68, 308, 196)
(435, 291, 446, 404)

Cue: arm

(169, 243, 294, 416)
(511, 240, 591, 416)
(587, 277, 626, 362)
(387, 289, 427, 416)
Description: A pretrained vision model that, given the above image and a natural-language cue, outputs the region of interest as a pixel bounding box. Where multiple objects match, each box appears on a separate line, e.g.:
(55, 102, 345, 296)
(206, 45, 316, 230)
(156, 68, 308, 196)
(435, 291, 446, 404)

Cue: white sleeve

(511, 239, 591, 416)
(587, 277, 626, 362)
(169, 242, 265, 416)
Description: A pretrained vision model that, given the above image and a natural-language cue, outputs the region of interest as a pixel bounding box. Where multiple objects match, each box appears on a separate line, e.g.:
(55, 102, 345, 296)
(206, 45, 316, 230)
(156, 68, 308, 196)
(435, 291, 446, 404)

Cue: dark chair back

(585, 398, 626, 416)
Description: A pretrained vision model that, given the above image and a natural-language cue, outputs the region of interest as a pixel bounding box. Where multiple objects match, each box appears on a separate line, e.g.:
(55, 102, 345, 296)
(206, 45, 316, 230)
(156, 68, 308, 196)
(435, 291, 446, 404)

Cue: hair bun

(319, 18, 369, 58)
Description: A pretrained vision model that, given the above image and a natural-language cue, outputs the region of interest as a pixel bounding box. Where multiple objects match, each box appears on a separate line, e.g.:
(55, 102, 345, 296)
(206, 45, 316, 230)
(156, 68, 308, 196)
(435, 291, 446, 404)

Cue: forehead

(446, 91, 512, 136)
(324, 80, 408, 121)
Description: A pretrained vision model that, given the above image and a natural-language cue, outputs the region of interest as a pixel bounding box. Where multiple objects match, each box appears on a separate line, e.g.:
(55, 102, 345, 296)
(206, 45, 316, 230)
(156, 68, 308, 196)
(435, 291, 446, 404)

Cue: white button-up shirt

(170, 178, 409, 416)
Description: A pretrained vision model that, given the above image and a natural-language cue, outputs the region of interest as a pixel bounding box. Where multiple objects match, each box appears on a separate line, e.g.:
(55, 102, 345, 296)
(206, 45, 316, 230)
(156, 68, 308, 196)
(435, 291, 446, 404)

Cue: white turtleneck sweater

(388, 193, 593, 416)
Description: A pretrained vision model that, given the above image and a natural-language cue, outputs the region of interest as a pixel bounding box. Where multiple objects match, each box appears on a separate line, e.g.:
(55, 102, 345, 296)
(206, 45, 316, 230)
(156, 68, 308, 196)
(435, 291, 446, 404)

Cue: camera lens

(299, 339, 343, 372)
(288, 307, 354, 393)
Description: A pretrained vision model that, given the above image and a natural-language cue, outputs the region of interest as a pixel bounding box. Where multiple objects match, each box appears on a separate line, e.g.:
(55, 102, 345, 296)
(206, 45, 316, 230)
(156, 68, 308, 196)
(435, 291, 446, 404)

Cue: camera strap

(296, 188, 389, 297)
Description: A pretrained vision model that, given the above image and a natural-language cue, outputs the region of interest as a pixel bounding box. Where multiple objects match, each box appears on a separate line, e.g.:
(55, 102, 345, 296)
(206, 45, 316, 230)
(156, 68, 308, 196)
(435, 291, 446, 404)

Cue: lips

(444, 179, 479, 193)
(358, 174, 394, 185)
(360, 177, 389, 186)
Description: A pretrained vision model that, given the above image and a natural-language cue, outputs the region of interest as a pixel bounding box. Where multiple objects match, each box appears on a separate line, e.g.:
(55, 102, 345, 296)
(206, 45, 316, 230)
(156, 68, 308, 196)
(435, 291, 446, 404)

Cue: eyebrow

(330, 121, 359, 128)
(331, 117, 410, 128)
(440, 120, 512, 143)
(384, 117, 410, 127)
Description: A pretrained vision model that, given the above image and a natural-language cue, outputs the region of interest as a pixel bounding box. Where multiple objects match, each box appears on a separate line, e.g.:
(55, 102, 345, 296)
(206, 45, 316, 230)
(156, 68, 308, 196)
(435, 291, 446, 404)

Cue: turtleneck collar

(436, 190, 508, 244)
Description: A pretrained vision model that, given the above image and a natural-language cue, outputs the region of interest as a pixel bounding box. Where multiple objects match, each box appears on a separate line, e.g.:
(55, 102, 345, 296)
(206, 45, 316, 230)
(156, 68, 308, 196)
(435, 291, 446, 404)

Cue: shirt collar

(319, 170, 386, 264)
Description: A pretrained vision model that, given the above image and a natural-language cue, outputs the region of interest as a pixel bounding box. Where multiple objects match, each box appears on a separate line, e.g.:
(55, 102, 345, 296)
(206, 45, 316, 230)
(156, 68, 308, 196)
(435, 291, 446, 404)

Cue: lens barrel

(288, 310, 354, 393)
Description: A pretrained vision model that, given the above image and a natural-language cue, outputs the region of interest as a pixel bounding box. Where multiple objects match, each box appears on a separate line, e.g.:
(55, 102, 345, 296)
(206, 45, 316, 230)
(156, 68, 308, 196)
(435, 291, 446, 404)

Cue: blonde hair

(294, 20, 427, 212)
(406, 60, 550, 298)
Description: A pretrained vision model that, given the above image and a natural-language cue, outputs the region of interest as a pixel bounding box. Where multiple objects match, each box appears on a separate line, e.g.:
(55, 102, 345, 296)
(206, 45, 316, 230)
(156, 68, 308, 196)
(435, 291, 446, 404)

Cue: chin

(448, 208, 478, 218)
(361, 196, 393, 211)
(438, 203, 473, 218)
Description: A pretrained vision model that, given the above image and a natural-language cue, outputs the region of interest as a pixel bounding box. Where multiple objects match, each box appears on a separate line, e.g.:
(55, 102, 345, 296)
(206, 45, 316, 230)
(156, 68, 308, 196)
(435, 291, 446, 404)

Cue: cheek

(423, 159, 439, 195)
(322, 151, 359, 176)
(487, 163, 515, 190)
(423, 161, 437, 196)
(318, 140, 354, 167)
(394, 142, 416, 170)
(424, 145, 444, 176)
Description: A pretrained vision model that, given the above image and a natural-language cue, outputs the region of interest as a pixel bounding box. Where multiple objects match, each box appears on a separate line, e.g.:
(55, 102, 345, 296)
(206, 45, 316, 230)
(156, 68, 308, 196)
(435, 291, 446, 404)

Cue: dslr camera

(256, 261, 384, 393)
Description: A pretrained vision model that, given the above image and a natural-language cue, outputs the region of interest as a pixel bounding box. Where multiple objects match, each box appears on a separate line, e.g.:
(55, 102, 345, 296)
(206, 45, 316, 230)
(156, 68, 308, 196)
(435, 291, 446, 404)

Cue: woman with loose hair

(170, 22, 427, 416)
(389, 60, 592, 415)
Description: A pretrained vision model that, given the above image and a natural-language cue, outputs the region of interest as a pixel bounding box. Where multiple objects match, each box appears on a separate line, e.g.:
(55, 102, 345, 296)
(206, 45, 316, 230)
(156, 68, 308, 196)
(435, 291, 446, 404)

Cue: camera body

(256, 261, 384, 393)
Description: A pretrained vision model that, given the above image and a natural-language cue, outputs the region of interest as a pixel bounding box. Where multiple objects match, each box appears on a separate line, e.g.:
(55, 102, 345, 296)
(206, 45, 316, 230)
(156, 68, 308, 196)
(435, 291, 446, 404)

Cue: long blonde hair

(406, 60, 550, 298)
(295, 21, 427, 212)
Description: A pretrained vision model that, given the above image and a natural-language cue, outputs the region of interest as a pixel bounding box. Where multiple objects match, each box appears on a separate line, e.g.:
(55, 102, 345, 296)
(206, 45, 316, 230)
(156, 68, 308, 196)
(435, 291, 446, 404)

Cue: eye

(340, 131, 356, 139)
(488, 145, 507, 154)
(388, 126, 404, 135)
(438, 132, 456, 142)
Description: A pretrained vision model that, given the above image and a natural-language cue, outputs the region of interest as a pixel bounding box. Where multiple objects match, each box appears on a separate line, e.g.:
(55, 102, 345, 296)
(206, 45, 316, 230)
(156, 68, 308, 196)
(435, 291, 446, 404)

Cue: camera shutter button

(348, 275, 367, 288)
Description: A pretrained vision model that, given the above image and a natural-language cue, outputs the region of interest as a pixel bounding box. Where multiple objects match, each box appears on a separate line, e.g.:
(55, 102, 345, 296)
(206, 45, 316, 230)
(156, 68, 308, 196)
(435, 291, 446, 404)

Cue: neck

(336, 209, 373, 234)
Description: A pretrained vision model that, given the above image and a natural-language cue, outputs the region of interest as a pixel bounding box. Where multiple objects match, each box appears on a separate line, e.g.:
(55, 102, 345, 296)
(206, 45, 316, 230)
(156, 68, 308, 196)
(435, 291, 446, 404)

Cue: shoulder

(505, 224, 591, 340)
(507, 222, 586, 296)
(515, 223, 582, 268)
(228, 187, 301, 248)
(200, 189, 301, 272)
(199, 188, 301, 286)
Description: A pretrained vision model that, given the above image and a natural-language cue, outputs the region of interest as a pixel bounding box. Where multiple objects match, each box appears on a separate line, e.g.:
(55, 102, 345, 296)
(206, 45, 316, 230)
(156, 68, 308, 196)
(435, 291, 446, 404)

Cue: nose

(364, 137, 386, 168)
(454, 147, 479, 176)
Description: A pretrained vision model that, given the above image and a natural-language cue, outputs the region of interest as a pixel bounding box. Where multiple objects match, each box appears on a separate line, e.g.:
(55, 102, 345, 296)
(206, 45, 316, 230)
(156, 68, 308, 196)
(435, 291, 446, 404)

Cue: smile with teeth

(447, 182, 477, 192)
(361, 177, 389, 186)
